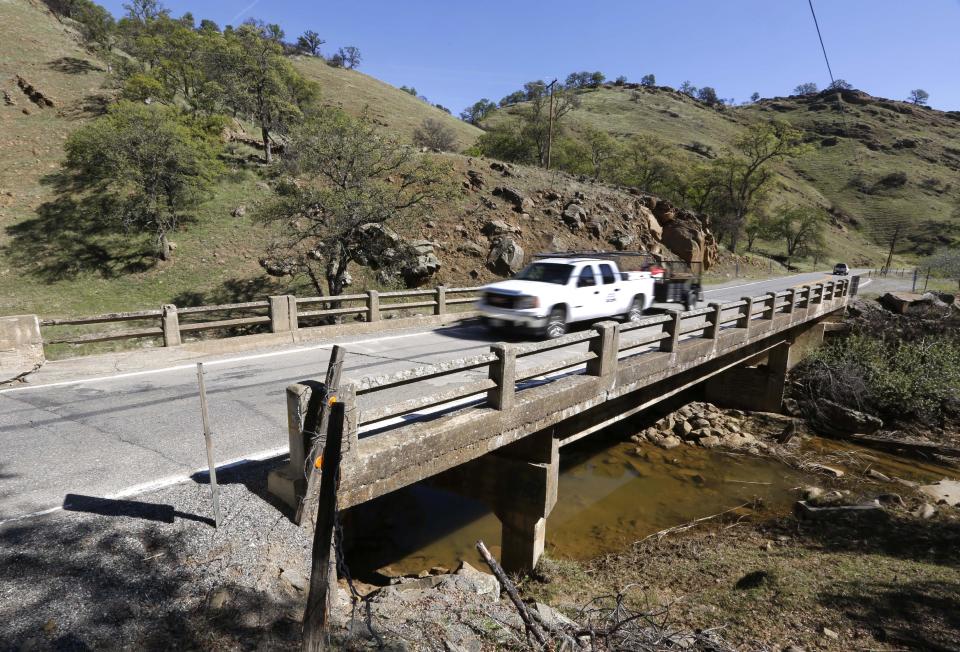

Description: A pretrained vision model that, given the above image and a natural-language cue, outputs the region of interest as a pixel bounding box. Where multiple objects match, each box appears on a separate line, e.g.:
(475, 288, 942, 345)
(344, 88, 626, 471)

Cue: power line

(807, 0, 836, 87)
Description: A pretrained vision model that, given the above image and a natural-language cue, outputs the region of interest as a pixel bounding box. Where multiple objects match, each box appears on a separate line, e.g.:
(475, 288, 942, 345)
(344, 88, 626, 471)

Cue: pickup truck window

(599, 263, 617, 285)
(577, 266, 598, 288)
(515, 263, 573, 285)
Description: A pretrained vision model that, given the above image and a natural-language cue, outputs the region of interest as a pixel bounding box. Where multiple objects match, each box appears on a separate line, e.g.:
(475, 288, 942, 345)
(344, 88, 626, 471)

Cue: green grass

(292, 56, 483, 150)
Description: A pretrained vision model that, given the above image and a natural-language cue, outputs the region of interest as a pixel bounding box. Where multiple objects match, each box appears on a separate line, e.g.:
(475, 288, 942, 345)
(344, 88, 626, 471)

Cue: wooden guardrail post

(302, 399, 346, 650)
(587, 321, 619, 377)
(763, 292, 777, 319)
(488, 343, 516, 410)
(434, 286, 447, 316)
(659, 310, 681, 353)
(705, 302, 723, 338)
(785, 289, 797, 314)
(736, 297, 753, 331)
(367, 290, 380, 322)
(161, 304, 181, 347)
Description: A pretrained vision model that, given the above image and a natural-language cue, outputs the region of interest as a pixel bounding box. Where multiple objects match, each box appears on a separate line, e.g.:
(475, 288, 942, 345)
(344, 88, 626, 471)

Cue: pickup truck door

(569, 264, 603, 322)
(597, 262, 629, 314)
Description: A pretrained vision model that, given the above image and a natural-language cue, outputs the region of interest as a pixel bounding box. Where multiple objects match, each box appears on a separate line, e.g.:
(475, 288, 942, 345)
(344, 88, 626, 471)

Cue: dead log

(475, 540, 549, 649)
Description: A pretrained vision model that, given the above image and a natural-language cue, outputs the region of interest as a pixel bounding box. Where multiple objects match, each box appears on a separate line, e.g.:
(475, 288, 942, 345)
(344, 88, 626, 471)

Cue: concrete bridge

(274, 277, 858, 572)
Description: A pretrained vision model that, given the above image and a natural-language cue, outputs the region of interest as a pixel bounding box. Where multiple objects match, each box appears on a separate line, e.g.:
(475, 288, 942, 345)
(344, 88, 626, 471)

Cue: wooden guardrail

(37, 285, 482, 350)
(343, 279, 852, 432)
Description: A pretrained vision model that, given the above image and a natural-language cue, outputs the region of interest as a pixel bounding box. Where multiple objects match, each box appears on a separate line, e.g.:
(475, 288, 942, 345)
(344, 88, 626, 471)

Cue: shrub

(796, 334, 960, 424)
(876, 171, 908, 189)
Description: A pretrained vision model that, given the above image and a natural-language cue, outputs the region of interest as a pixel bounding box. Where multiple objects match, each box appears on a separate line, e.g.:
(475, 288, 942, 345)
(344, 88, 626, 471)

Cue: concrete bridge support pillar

(493, 431, 559, 573)
(704, 341, 790, 413)
(432, 430, 559, 574)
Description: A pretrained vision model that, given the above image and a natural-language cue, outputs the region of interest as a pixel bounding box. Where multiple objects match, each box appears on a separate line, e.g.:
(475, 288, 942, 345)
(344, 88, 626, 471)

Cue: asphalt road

(0, 269, 873, 523)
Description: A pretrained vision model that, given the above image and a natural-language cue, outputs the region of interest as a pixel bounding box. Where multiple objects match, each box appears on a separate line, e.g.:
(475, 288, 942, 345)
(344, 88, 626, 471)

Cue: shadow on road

(63, 494, 214, 527)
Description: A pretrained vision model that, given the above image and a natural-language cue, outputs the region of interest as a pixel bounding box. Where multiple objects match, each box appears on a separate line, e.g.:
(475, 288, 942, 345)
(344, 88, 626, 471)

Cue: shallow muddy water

(343, 426, 958, 578)
(343, 433, 821, 577)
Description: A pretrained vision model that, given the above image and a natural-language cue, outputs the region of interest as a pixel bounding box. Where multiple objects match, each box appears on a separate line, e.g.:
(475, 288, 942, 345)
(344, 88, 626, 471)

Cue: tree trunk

(159, 232, 172, 261)
(261, 126, 272, 163)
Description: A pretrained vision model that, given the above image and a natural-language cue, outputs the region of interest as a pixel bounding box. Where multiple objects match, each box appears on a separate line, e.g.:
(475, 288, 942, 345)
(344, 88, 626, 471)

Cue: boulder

(486, 237, 524, 275)
(231, 204, 247, 218)
(658, 435, 682, 449)
(637, 205, 663, 239)
(401, 247, 441, 285)
(457, 242, 485, 257)
(481, 220, 518, 236)
(562, 202, 587, 228)
(879, 292, 933, 315)
(492, 186, 533, 212)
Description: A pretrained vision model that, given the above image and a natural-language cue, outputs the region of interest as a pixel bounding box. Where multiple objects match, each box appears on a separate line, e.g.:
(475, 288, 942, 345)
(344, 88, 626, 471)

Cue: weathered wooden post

(488, 343, 516, 410)
(297, 346, 346, 526)
(195, 363, 221, 528)
(301, 399, 347, 651)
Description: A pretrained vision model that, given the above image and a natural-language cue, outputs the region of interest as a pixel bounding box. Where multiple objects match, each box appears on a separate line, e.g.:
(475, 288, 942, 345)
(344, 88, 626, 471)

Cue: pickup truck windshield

(515, 263, 574, 285)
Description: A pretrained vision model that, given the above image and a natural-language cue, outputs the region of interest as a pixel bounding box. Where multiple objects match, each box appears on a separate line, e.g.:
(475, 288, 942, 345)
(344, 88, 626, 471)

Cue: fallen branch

(475, 540, 550, 649)
(636, 502, 754, 544)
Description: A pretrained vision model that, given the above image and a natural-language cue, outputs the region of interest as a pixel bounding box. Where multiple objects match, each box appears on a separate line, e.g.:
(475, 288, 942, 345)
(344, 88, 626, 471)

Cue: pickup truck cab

(477, 257, 656, 338)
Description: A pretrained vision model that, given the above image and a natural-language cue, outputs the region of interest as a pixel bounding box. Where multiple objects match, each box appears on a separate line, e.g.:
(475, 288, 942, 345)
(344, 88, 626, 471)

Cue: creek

(343, 424, 954, 579)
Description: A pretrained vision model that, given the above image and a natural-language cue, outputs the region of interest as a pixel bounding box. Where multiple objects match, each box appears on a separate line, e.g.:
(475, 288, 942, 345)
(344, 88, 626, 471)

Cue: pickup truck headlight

(515, 296, 539, 309)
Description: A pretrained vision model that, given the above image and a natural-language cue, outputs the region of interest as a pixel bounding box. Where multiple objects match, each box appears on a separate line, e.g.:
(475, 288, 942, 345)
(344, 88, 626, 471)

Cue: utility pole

(545, 79, 557, 170)
(881, 223, 901, 276)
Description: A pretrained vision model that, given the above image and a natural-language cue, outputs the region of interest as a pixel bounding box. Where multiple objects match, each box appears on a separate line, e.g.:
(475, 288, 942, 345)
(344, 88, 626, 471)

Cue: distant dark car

(833, 263, 850, 276)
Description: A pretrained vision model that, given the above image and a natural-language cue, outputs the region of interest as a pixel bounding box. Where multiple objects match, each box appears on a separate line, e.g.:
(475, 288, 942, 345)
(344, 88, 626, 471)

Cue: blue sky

(99, 0, 960, 113)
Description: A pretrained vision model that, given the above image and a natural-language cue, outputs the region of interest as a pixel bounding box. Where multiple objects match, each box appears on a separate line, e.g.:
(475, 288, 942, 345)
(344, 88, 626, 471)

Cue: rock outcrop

(641, 196, 718, 270)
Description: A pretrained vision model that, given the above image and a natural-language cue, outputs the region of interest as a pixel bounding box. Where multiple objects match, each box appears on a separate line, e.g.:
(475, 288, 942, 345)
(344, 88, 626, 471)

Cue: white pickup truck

(477, 257, 656, 338)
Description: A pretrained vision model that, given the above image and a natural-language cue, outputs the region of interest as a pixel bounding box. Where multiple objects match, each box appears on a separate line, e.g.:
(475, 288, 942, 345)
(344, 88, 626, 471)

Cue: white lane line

(0, 328, 466, 394)
(701, 271, 829, 295)
(0, 445, 289, 527)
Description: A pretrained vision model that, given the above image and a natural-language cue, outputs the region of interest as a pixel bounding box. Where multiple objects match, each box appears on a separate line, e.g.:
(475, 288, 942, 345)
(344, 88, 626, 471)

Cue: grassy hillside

(0, 0, 485, 319)
(488, 84, 960, 265)
(292, 56, 482, 150)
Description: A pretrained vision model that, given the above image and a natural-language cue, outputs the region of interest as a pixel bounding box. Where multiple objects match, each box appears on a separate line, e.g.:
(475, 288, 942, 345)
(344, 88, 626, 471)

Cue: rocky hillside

(488, 83, 960, 263)
(0, 0, 715, 318)
(375, 156, 715, 291)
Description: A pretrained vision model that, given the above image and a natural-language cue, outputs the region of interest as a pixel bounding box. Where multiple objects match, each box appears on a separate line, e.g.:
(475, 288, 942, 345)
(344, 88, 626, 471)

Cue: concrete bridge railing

(272, 277, 857, 571)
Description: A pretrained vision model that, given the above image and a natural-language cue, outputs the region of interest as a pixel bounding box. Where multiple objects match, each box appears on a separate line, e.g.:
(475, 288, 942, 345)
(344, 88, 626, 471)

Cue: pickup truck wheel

(626, 296, 645, 323)
(684, 291, 696, 311)
(544, 307, 567, 339)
